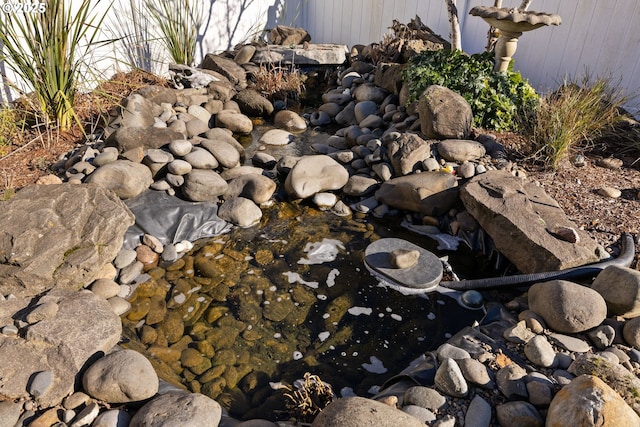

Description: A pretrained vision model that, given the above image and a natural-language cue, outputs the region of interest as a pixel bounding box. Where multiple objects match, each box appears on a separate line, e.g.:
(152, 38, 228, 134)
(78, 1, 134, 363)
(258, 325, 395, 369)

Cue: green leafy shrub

(522, 74, 632, 169)
(403, 49, 538, 131)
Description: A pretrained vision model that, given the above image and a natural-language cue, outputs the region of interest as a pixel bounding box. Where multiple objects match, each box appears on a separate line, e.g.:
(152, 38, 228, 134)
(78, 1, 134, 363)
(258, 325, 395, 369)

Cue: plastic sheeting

(123, 190, 232, 250)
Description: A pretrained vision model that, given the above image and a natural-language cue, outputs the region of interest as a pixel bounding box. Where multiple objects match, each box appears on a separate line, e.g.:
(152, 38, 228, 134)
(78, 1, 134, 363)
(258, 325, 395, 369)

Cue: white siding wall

(302, 0, 640, 113)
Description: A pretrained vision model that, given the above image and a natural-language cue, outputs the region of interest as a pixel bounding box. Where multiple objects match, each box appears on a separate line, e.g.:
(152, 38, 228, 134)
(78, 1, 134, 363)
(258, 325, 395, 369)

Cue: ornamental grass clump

(403, 49, 539, 131)
(522, 74, 631, 169)
(145, 0, 203, 66)
(0, 0, 110, 131)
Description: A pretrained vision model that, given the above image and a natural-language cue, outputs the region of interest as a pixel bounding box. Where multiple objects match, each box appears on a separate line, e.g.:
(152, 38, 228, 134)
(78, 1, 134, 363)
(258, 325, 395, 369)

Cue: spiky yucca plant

(0, 0, 110, 131)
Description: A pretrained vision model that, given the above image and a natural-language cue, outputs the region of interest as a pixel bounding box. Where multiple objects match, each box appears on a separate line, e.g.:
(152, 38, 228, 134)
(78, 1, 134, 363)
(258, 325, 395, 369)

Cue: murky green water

(122, 201, 485, 420)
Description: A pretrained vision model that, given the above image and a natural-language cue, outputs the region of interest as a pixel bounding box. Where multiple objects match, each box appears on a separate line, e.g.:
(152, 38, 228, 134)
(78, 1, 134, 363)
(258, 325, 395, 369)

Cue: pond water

(121, 122, 488, 420)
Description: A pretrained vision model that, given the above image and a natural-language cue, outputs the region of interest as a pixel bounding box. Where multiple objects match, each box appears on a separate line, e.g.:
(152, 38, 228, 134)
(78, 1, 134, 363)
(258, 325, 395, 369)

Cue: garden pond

(119, 121, 490, 420)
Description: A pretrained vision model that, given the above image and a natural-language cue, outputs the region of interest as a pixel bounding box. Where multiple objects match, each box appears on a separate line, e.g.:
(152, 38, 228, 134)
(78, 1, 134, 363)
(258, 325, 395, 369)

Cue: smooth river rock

(284, 155, 349, 199)
(311, 396, 424, 427)
(375, 172, 459, 216)
(130, 391, 222, 427)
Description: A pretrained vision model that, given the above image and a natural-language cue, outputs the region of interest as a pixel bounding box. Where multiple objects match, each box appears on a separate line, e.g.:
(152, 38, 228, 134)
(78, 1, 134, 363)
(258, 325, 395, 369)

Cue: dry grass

(251, 64, 305, 102)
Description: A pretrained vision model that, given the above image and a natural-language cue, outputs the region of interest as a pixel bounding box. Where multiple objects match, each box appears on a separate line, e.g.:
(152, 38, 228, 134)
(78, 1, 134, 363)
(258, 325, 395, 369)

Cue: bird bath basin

(470, 6, 561, 72)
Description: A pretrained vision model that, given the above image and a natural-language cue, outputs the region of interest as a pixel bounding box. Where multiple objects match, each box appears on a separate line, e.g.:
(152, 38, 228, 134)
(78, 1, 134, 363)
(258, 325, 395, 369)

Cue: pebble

(437, 343, 470, 361)
(90, 279, 122, 299)
(597, 186, 622, 198)
(464, 395, 492, 427)
(402, 386, 446, 411)
(70, 402, 100, 427)
(434, 358, 468, 398)
(29, 370, 54, 399)
(524, 335, 557, 368)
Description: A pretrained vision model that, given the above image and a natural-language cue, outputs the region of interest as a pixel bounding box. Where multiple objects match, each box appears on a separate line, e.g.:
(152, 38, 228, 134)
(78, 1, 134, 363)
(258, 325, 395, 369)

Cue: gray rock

(335, 101, 357, 126)
(310, 110, 332, 126)
(390, 248, 420, 269)
(547, 375, 640, 427)
(187, 105, 212, 124)
(623, 316, 640, 348)
(130, 392, 222, 427)
(437, 343, 471, 361)
(402, 386, 446, 410)
(185, 117, 210, 137)
(401, 405, 436, 423)
(220, 165, 265, 181)
(108, 296, 131, 316)
(199, 137, 241, 169)
(93, 148, 119, 167)
(528, 280, 607, 333)
(310, 396, 423, 427)
(106, 127, 184, 153)
(460, 170, 602, 273)
(183, 147, 219, 169)
(375, 172, 459, 216)
(0, 184, 134, 297)
(137, 86, 178, 105)
(503, 320, 536, 344)
(225, 174, 276, 204)
(464, 395, 492, 427)
(72, 402, 100, 427)
(119, 93, 155, 128)
(0, 291, 122, 407)
(273, 110, 306, 132)
(319, 101, 344, 116)
(458, 357, 494, 389)
(549, 333, 591, 353)
(284, 155, 349, 199)
(235, 89, 274, 117)
(92, 409, 132, 427)
(524, 335, 557, 367)
(215, 110, 253, 134)
(168, 139, 193, 157)
(167, 159, 193, 175)
(388, 132, 433, 176)
(322, 92, 352, 105)
(437, 139, 486, 162)
(29, 370, 54, 399)
(114, 248, 137, 269)
(26, 302, 58, 324)
(258, 128, 295, 146)
(588, 325, 616, 350)
(0, 400, 22, 427)
(313, 192, 338, 210)
(343, 175, 379, 197)
(352, 84, 387, 103)
(496, 401, 543, 427)
(182, 170, 228, 202)
(85, 160, 153, 199)
(234, 45, 256, 64)
(201, 53, 247, 88)
(354, 101, 379, 124)
(592, 265, 640, 318)
(434, 358, 468, 398)
(372, 163, 393, 181)
(218, 197, 263, 227)
(145, 149, 173, 164)
(204, 127, 246, 161)
(458, 161, 476, 178)
(83, 349, 158, 403)
(526, 380, 552, 406)
(417, 85, 472, 139)
(252, 152, 277, 169)
(496, 364, 528, 400)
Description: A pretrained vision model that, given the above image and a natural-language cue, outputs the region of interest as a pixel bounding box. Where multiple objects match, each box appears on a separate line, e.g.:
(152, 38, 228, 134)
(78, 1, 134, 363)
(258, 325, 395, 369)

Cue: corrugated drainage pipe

(441, 233, 636, 291)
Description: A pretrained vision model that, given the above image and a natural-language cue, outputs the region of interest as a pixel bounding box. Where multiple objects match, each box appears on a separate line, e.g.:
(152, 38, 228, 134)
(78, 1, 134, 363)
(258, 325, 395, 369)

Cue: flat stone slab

(364, 238, 443, 292)
(460, 170, 603, 274)
(252, 44, 349, 65)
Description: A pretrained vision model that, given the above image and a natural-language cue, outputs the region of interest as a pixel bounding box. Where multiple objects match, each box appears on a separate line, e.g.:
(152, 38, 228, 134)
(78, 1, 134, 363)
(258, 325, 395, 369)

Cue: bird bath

(470, 6, 561, 72)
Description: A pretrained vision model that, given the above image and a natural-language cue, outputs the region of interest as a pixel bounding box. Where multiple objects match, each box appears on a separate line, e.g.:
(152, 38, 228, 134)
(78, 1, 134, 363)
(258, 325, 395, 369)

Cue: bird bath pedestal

(470, 6, 561, 72)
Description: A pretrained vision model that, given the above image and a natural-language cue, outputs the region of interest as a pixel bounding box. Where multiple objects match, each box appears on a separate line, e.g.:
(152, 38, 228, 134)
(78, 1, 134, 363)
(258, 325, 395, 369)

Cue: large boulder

(311, 396, 423, 427)
(417, 85, 472, 140)
(591, 266, 640, 318)
(0, 184, 134, 297)
(106, 127, 185, 153)
(387, 132, 434, 176)
(460, 170, 602, 273)
(284, 155, 349, 199)
(528, 280, 607, 333)
(201, 54, 247, 89)
(0, 291, 122, 407)
(85, 160, 153, 199)
(375, 172, 459, 216)
(547, 375, 640, 427)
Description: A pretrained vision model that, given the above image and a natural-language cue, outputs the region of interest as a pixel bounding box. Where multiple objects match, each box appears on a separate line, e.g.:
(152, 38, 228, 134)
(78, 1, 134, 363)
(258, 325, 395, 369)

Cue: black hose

(440, 233, 636, 291)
